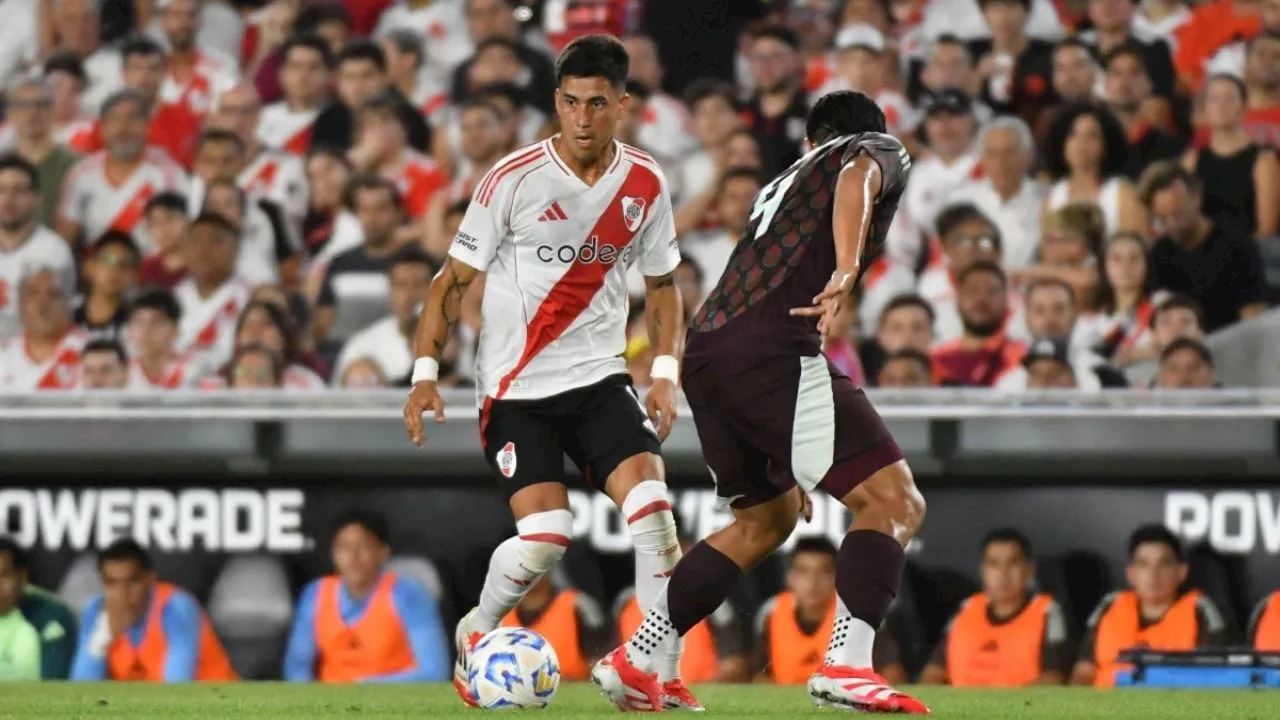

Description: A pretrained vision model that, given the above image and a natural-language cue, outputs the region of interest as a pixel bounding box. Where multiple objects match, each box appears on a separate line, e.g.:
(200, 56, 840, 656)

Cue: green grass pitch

(1, 683, 1277, 719)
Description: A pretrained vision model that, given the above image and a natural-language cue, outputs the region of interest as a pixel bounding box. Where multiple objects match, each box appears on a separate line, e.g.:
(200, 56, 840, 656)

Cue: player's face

(1246, 36, 1280, 89)
(467, 0, 516, 41)
(209, 87, 262, 145)
(337, 59, 386, 109)
(1104, 237, 1147, 293)
(692, 95, 740, 149)
(1026, 286, 1074, 338)
(89, 244, 139, 299)
(944, 218, 1000, 270)
(980, 541, 1032, 604)
(1053, 47, 1095, 101)
(19, 271, 70, 338)
(102, 98, 149, 161)
(8, 85, 54, 140)
(1064, 114, 1105, 172)
(306, 153, 351, 210)
(981, 127, 1028, 191)
(877, 306, 933, 353)
(460, 105, 503, 161)
(877, 357, 931, 387)
(1125, 543, 1187, 605)
(1153, 308, 1202, 349)
(957, 271, 1007, 336)
(129, 308, 178, 357)
(353, 187, 403, 245)
(1157, 348, 1215, 389)
(101, 559, 154, 627)
(1104, 55, 1147, 111)
(122, 54, 166, 104)
(0, 552, 23, 616)
(1204, 77, 1245, 129)
(236, 307, 286, 354)
(282, 46, 331, 106)
(388, 262, 432, 323)
(718, 176, 761, 233)
(194, 140, 245, 183)
(184, 223, 238, 284)
(787, 552, 837, 612)
(82, 350, 128, 389)
(1026, 358, 1076, 388)
(0, 168, 38, 232)
(555, 76, 628, 164)
(332, 524, 389, 591)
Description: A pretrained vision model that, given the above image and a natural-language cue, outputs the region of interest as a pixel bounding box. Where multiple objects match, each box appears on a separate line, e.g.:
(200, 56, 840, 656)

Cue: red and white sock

(623, 480, 684, 682)
(474, 509, 573, 631)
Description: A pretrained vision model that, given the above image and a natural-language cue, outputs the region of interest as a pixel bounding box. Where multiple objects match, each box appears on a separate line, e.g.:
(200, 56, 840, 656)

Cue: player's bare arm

(642, 270, 683, 441)
(403, 256, 481, 447)
(790, 154, 883, 340)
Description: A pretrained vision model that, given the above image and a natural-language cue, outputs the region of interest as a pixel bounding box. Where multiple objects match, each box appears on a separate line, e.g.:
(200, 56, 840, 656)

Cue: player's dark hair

(128, 287, 182, 323)
(98, 538, 153, 572)
(281, 34, 334, 70)
(191, 211, 242, 241)
(753, 23, 801, 51)
(982, 528, 1033, 559)
(1137, 160, 1202, 208)
(879, 293, 936, 326)
(83, 338, 128, 365)
(1151, 293, 1205, 330)
(883, 348, 932, 373)
(1024, 276, 1076, 308)
(230, 343, 286, 385)
(390, 244, 440, 277)
(0, 154, 41, 191)
(381, 27, 425, 68)
(198, 127, 246, 154)
(297, 1, 353, 33)
(92, 230, 141, 263)
(677, 253, 705, 285)
(719, 166, 762, 193)
(791, 537, 839, 564)
(43, 51, 88, 84)
(555, 34, 629, 89)
(1043, 103, 1129, 180)
(476, 81, 526, 109)
(1101, 41, 1148, 74)
(101, 88, 151, 119)
(956, 259, 1007, 289)
(0, 536, 28, 572)
(683, 78, 739, 113)
(1161, 337, 1213, 368)
(338, 40, 387, 73)
(935, 203, 1001, 251)
(807, 91, 887, 145)
(1204, 72, 1249, 104)
(332, 508, 391, 546)
(344, 173, 404, 212)
(1127, 524, 1185, 562)
(145, 190, 189, 217)
(120, 34, 166, 63)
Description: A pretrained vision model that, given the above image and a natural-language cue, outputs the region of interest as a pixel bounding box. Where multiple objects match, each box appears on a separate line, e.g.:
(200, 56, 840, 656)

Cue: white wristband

(651, 355, 679, 383)
(411, 357, 440, 385)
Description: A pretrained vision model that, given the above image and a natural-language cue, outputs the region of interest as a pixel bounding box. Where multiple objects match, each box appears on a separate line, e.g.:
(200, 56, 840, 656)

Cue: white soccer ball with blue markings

(467, 627, 561, 709)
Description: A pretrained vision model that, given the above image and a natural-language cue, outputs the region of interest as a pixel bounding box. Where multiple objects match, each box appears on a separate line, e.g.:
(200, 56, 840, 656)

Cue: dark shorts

(682, 353, 903, 510)
(479, 373, 662, 497)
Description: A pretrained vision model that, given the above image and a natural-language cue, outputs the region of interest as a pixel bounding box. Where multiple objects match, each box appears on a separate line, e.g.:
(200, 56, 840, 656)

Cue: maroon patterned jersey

(688, 132, 912, 359)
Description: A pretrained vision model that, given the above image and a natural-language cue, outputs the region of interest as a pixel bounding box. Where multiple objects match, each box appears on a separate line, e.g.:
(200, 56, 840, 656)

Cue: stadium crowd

(0, 0, 1278, 392)
(3, 513, 1280, 685)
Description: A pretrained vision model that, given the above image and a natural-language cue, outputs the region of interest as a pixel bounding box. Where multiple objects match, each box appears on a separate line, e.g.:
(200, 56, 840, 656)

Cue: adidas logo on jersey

(536, 202, 568, 222)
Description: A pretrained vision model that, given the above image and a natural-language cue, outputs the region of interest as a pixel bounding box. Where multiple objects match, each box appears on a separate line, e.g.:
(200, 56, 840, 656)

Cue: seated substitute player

(401, 36, 699, 709)
(594, 91, 929, 714)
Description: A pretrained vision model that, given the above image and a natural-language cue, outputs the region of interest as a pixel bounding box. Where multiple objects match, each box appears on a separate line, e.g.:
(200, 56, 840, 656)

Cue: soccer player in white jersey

(259, 36, 333, 156)
(0, 267, 86, 391)
(402, 35, 701, 711)
(0, 156, 75, 342)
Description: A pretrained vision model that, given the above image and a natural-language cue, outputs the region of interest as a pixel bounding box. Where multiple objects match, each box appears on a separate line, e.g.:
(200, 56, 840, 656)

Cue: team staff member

(70, 540, 236, 682)
(284, 510, 449, 683)
(754, 538, 908, 685)
(920, 529, 1071, 686)
(502, 576, 611, 682)
(1072, 525, 1228, 687)
(1248, 591, 1280, 651)
(0, 538, 77, 680)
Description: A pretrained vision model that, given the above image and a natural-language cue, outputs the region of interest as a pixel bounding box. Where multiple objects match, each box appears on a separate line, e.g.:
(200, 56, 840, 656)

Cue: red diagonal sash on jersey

(36, 343, 82, 389)
(283, 126, 312, 156)
(244, 158, 280, 196)
(492, 164, 660, 402)
(194, 297, 242, 349)
(109, 182, 155, 234)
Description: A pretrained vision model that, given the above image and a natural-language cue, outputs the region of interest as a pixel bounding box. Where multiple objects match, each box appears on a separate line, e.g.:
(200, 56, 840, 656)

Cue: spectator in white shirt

(623, 34, 698, 170)
(676, 79, 742, 206)
(947, 115, 1045, 269)
(0, 155, 75, 341)
(333, 245, 437, 386)
(228, 343, 285, 389)
(1042, 102, 1147, 237)
(1087, 230, 1161, 366)
(80, 339, 128, 390)
(125, 287, 200, 390)
(679, 167, 760, 297)
(902, 87, 980, 238)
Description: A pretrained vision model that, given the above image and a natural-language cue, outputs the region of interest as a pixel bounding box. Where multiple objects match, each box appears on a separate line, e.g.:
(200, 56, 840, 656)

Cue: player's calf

(473, 508, 574, 630)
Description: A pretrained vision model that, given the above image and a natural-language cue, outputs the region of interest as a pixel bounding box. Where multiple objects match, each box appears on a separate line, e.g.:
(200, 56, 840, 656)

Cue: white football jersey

(0, 329, 87, 391)
(127, 355, 200, 391)
(159, 49, 240, 117)
(60, 149, 189, 245)
(451, 139, 679, 405)
(240, 149, 309, 228)
(174, 277, 250, 370)
(0, 227, 76, 341)
(258, 102, 321, 156)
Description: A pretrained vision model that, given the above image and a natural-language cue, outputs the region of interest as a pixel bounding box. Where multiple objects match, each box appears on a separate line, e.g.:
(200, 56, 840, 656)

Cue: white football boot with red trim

(452, 608, 486, 707)
(590, 646, 664, 712)
(807, 664, 930, 714)
(661, 678, 705, 711)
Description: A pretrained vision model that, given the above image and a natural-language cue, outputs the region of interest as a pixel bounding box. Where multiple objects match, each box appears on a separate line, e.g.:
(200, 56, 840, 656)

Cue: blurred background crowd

(2, 0, 1280, 393)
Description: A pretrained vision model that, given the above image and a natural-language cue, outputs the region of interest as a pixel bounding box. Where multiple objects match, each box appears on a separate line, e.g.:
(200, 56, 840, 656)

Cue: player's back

(687, 132, 910, 363)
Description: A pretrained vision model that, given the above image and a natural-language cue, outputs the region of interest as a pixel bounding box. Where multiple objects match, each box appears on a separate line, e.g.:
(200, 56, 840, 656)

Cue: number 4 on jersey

(749, 168, 799, 240)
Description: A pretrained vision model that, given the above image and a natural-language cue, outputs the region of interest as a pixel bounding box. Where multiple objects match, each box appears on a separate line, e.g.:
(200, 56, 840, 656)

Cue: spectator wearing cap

(1155, 337, 1218, 388)
(138, 192, 190, 289)
(1078, 0, 1178, 101)
(334, 246, 439, 387)
(744, 25, 810, 179)
(861, 294, 936, 384)
(1102, 44, 1182, 180)
(968, 0, 1058, 129)
(1140, 161, 1266, 333)
(902, 87, 979, 239)
(1182, 74, 1280, 238)
(284, 509, 449, 683)
(812, 24, 918, 141)
(75, 231, 140, 344)
(311, 41, 431, 154)
(0, 156, 75, 342)
(1018, 337, 1079, 388)
(675, 80, 744, 207)
(1042, 103, 1146, 238)
(5, 77, 84, 230)
(80, 339, 129, 390)
(0, 266, 86, 391)
(623, 34, 700, 170)
(1001, 278, 1126, 389)
(1085, 232, 1160, 364)
(918, 203, 1014, 343)
(451, 0, 556, 118)
(878, 348, 935, 387)
(947, 116, 1045, 269)
(932, 261, 1028, 387)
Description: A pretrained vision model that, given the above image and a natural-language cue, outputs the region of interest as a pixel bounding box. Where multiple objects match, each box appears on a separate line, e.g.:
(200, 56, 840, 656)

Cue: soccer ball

(467, 627, 561, 709)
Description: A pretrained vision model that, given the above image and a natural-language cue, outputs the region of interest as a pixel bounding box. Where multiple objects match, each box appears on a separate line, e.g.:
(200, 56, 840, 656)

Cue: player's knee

(621, 479, 678, 555)
(848, 461, 926, 534)
(513, 508, 574, 572)
(733, 511, 797, 554)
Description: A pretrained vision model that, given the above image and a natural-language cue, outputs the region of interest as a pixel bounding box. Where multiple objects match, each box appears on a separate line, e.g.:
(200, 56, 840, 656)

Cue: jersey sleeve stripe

(479, 149, 548, 206)
(476, 144, 545, 206)
(623, 146, 655, 164)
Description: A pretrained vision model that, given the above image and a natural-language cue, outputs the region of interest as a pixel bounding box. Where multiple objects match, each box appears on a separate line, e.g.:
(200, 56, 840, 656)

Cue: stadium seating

(208, 555, 295, 680)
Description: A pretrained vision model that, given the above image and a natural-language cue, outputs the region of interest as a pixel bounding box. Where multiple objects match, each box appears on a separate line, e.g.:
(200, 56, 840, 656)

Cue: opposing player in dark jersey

(591, 91, 929, 714)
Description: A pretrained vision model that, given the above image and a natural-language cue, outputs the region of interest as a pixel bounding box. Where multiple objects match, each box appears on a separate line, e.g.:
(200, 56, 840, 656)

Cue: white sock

(825, 596, 876, 668)
(622, 481, 684, 682)
(624, 580, 673, 674)
(474, 509, 573, 631)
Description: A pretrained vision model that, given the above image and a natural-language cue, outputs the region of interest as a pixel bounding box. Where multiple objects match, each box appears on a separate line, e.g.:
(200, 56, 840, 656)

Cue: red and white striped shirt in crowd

(0, 329, 87, 391)
(59, 148, 188, 247)
(161, 49, 240, 118)
(174, 277, 250, 371)
(258, 102, 321, 156)
(239, 149, 309, 225)
(385, 149, 447, 219)
(127, 354, 201, 391)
